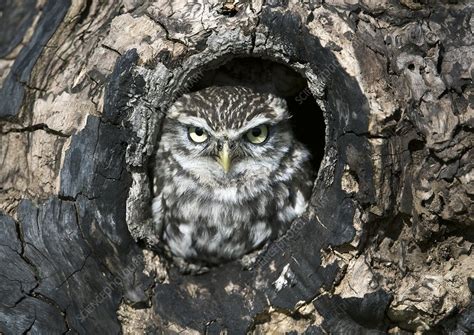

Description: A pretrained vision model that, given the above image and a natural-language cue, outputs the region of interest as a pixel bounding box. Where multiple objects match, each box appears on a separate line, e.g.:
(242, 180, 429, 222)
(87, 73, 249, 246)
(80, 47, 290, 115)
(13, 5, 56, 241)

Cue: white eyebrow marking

(173, 116, 215, 135)
(223, 114, 287, 139)
(221, 117, 270, 138)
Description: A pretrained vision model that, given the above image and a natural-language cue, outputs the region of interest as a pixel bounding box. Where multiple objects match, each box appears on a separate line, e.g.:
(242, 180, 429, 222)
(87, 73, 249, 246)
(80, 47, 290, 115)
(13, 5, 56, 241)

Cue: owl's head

(162, 86, 295, 184)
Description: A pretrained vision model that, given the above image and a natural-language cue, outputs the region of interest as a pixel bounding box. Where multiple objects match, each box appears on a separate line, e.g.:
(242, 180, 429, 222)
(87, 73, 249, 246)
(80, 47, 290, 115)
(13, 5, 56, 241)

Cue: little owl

(152, 86, 313, 271)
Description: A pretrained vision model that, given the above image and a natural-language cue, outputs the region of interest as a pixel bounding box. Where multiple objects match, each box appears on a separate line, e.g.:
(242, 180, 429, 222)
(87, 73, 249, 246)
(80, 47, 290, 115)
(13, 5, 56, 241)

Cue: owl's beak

(217, 142, 231, 173)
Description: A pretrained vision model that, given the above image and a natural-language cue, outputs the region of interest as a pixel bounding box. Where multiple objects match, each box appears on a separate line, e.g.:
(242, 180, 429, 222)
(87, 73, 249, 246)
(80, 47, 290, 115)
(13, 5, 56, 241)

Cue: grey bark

(0, 0, 472, 334)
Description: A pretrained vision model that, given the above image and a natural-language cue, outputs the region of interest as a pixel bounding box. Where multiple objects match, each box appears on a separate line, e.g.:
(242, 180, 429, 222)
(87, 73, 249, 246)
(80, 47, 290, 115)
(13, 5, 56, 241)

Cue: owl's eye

(246, 124, 269, 144)
(188, 126, 208, 143)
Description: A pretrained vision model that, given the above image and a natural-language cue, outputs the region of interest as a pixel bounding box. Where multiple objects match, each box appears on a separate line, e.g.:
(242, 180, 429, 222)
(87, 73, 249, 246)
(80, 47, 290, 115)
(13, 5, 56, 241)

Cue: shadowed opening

(189, 57, 326, 171)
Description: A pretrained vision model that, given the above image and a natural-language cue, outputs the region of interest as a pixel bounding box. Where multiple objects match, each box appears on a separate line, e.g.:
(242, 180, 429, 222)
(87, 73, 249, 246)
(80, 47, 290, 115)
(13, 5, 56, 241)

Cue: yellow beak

(217, 142, 231, 173)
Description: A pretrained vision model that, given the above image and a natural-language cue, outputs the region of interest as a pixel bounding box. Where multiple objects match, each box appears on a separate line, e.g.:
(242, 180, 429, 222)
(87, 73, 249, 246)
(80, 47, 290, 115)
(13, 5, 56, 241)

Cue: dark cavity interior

(189, 57, 326, 170)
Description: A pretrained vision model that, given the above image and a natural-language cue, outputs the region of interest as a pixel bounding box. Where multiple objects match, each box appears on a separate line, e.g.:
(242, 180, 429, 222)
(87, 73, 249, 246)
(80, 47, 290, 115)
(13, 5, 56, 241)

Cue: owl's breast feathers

(153, 141, 313, 263)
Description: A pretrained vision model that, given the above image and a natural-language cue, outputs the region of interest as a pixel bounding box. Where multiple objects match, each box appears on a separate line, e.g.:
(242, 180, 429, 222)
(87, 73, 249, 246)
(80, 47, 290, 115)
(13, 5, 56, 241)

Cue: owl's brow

(176, 113, 282, 140)
(224, 116, 277, 139)
(176, 115, 215, 134)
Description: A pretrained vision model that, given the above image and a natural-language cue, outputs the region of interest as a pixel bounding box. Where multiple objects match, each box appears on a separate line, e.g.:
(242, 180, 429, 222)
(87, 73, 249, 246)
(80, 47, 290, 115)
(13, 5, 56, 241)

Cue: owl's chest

(163, 189, 270, 234)
(161, 173, 275, 223)
(161, 182, 278, 260)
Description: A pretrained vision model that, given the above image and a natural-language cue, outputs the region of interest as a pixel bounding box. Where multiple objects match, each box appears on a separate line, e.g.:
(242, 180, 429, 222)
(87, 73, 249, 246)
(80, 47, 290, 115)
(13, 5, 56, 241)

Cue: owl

(152, 86, 313, 271)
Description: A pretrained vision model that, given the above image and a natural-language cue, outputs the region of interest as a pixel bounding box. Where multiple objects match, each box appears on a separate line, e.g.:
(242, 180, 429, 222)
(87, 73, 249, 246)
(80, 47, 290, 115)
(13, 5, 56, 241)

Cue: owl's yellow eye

(188, 126, 208, 143)
(246, 125, 269, 144)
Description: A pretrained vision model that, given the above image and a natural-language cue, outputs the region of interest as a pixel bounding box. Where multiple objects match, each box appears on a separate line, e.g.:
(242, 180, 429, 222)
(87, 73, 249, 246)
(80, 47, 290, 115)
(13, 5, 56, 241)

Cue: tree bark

(0, 0, 472, 333)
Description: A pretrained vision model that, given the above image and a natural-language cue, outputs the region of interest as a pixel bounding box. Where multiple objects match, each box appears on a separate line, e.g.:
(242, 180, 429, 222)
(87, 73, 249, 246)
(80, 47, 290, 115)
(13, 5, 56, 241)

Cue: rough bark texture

(0, 0, 472, 334)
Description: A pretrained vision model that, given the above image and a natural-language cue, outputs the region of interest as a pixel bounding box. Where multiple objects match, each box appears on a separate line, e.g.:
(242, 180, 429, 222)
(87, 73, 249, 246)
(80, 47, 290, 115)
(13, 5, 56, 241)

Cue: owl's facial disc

(186, 122, 279, 176)
(162, 87, 296, 187)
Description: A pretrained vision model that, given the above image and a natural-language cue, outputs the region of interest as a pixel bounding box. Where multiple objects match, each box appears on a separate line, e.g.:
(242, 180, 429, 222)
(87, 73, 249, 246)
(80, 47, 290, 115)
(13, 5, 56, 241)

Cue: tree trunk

(0, 0, 472, 333)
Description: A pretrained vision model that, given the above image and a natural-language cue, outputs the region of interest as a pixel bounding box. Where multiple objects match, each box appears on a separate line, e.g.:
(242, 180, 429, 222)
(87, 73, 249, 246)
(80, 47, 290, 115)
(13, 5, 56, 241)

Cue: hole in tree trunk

(148, 56, 327, 273)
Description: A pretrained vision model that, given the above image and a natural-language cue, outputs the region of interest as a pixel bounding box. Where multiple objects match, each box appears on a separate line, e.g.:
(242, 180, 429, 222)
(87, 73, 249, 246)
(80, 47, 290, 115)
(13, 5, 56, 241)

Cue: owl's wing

(152, 191, 164, 238)
(151, 163, 166, 239)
